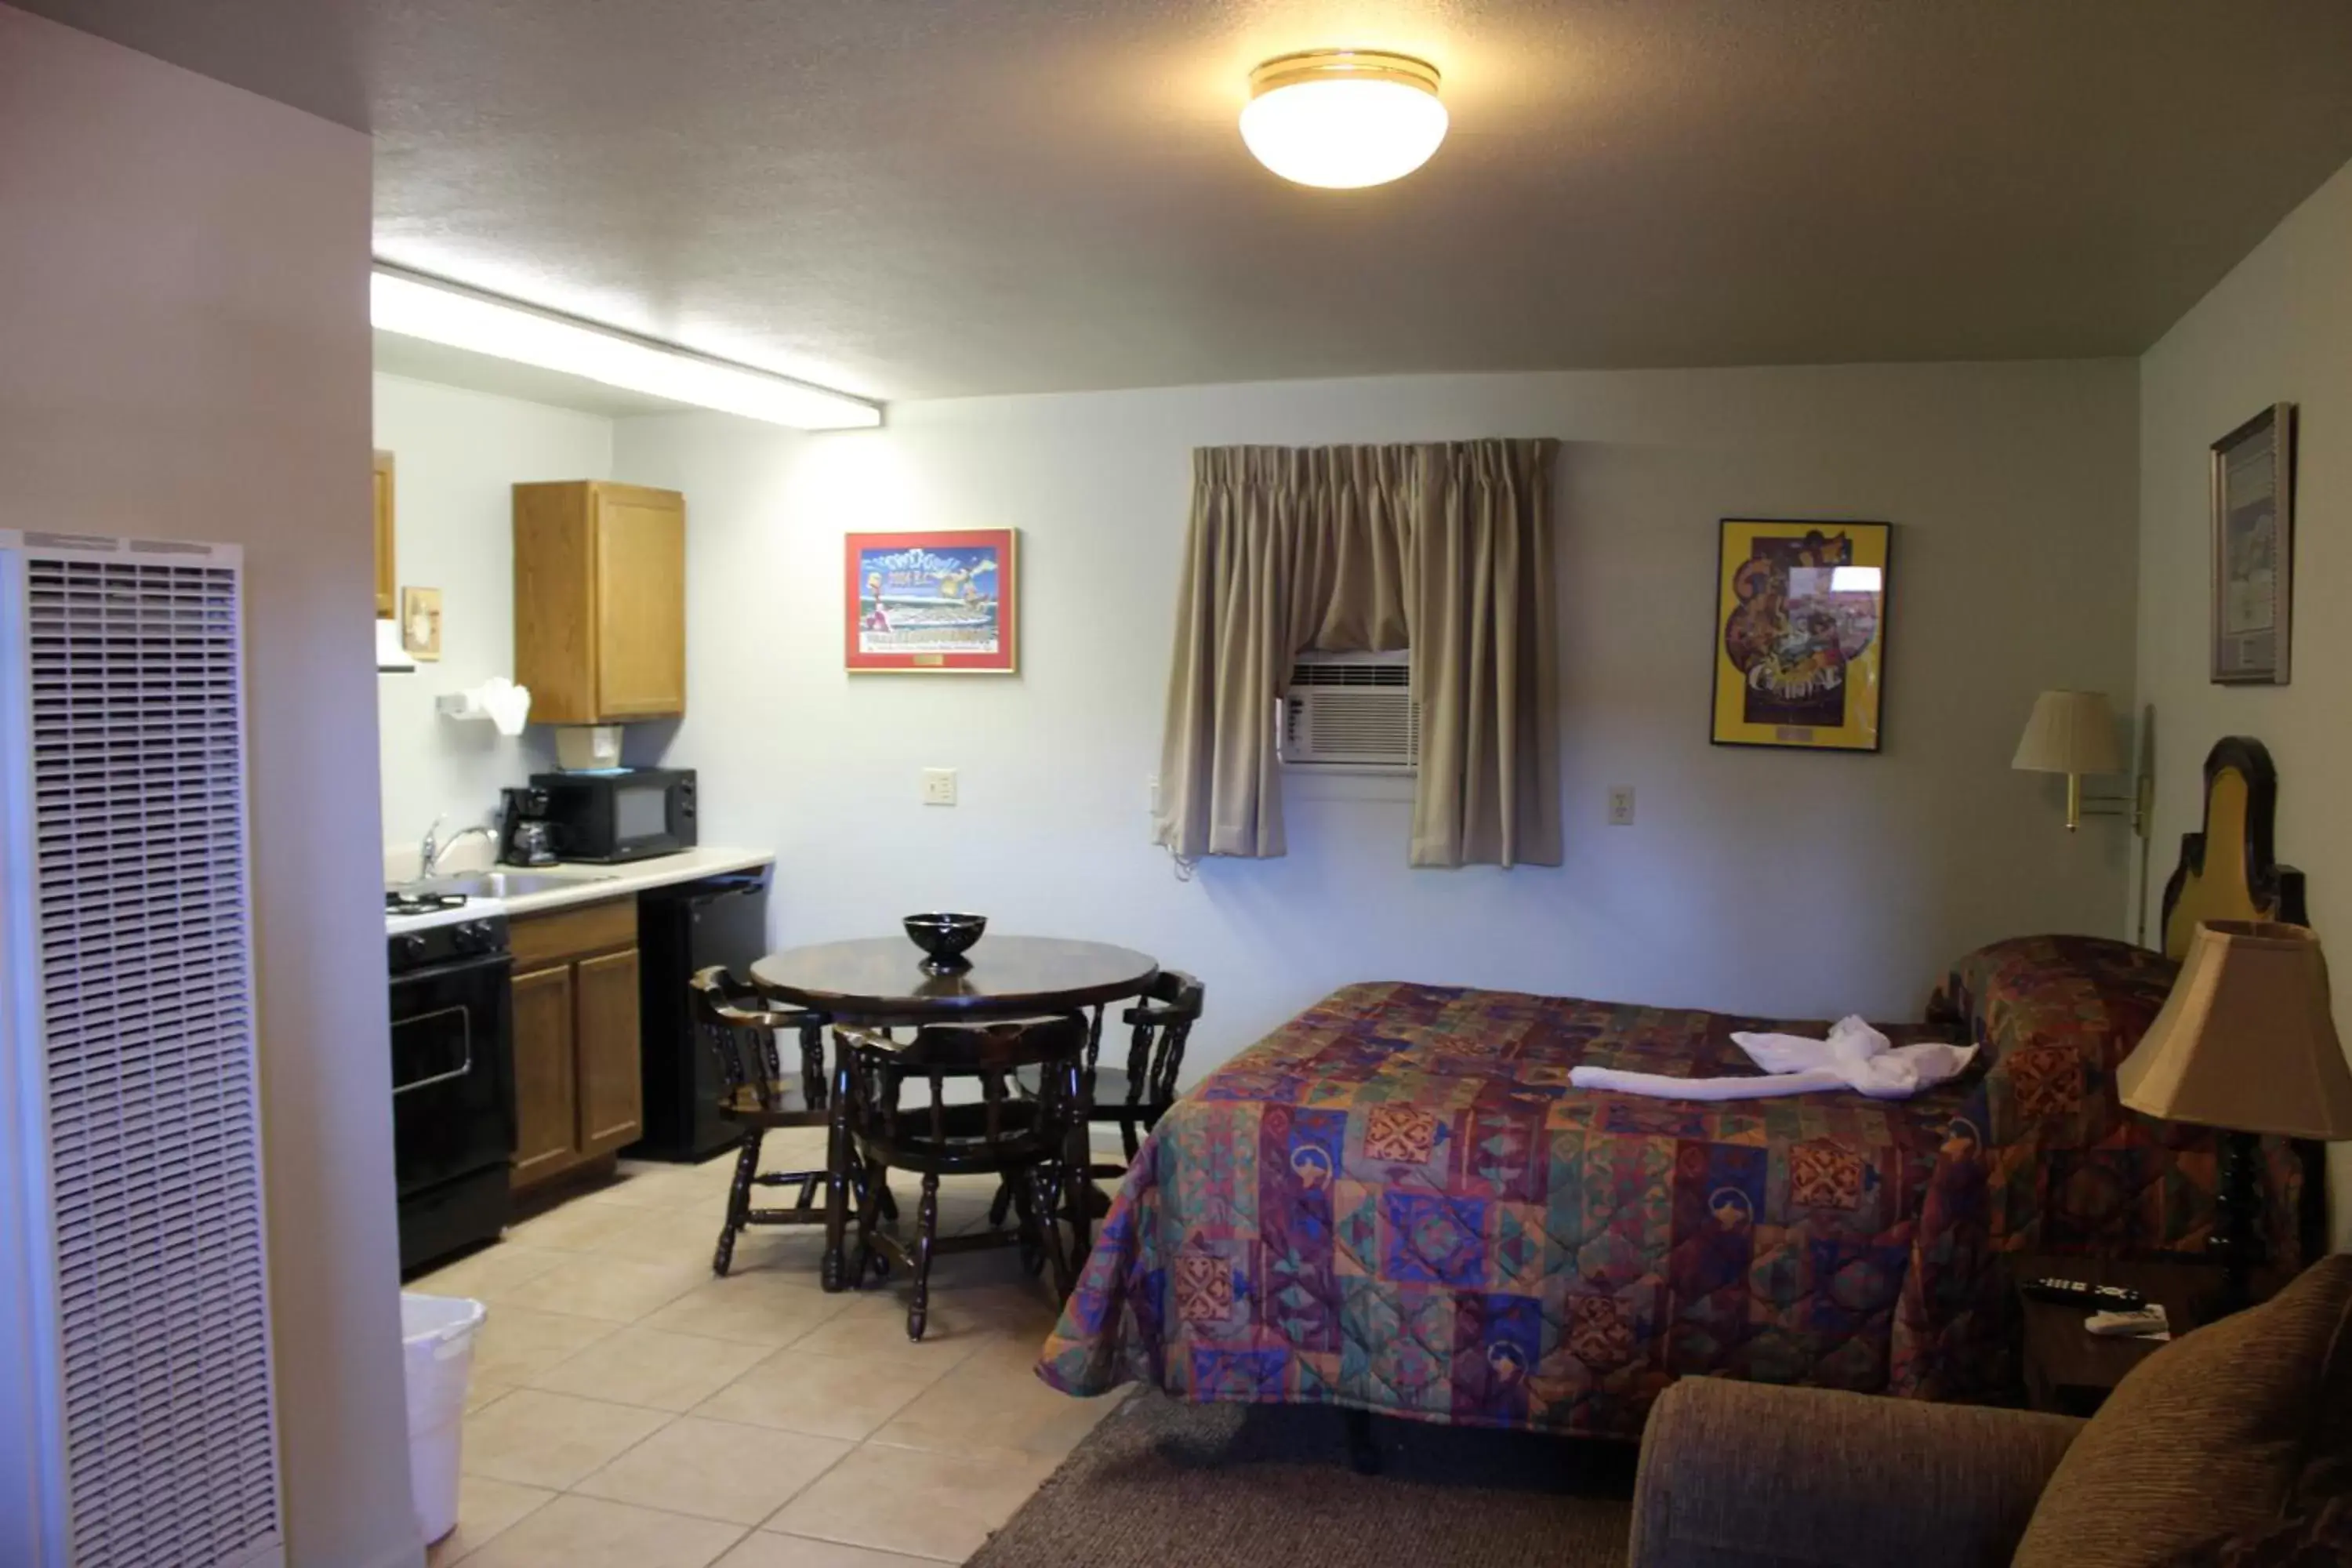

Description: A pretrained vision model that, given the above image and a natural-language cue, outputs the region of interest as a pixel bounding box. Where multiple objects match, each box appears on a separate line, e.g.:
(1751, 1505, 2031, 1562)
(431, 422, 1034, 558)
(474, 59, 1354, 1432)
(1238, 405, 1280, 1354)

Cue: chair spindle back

(688, 965, 827, 1114)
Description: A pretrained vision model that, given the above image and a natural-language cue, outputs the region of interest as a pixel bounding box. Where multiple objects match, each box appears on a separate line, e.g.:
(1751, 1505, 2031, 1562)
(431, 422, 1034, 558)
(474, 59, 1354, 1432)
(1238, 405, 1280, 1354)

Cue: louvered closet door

(0, 533, 283, 1568)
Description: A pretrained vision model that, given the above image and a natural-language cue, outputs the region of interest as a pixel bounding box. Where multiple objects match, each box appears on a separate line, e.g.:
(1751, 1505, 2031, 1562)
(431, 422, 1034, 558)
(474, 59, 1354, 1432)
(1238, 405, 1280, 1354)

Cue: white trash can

(400, 1294, 487, 1544)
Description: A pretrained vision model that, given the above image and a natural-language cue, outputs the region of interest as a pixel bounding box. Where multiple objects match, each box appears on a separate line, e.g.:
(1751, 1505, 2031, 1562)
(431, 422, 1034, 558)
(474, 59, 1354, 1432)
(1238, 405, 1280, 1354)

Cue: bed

(1037, 736, 2319, 1438)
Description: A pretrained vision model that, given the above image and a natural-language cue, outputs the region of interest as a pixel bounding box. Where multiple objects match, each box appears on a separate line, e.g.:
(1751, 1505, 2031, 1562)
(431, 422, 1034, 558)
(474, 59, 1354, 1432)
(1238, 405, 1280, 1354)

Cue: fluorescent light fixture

(1241, 49, 1448, 189)
(369, 267, 881, 430)
(1830, 566, 1882, 593)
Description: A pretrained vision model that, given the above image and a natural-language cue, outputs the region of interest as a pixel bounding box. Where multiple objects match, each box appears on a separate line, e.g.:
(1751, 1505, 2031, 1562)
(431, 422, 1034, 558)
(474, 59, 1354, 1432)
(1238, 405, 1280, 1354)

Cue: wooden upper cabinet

(514, 481, 687, 724)
(592, 490, 688, 719)
(372, 450, 397, 619)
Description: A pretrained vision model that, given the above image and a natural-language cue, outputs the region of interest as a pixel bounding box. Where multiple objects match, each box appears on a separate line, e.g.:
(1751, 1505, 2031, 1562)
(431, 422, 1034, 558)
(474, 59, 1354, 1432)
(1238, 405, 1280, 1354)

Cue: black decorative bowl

(904, 912, 986, 975)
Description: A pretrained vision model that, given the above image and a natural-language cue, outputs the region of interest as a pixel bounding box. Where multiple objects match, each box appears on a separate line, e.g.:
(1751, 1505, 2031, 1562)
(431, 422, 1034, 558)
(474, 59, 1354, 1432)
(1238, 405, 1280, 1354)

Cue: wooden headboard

(2158, 735, 2307, 960)
(2154, 735, 2323, 1265)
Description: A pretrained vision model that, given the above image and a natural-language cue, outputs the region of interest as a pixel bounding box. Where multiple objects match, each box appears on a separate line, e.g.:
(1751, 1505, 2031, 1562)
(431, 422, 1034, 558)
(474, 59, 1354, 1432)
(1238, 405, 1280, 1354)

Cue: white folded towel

(477, 677, 533, 737)
(1566, 1014, 1976, 1103)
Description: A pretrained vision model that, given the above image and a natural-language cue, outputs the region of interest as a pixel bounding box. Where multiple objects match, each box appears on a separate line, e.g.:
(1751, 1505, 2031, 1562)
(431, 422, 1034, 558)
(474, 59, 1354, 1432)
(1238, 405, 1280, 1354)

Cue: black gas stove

(385, 890, 510, 975)
(386, 888, 516, 1270)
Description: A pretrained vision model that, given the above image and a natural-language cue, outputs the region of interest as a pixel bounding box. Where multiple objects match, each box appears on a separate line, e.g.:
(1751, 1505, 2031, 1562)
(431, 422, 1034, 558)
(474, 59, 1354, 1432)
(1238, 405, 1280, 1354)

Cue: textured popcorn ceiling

(25, 0, 2352, 401)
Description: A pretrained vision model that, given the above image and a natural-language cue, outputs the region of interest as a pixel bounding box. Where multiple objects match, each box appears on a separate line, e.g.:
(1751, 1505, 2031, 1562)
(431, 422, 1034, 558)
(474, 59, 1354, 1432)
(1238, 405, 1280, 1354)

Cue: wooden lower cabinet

(510, 964, 581, 1188)
(508, 897, 642, 1192)
(574, 948, 644, 1156)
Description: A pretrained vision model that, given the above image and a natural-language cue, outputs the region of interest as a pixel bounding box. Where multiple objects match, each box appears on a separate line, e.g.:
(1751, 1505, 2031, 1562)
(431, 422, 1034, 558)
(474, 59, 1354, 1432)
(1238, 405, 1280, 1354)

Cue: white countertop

(491, 847, 774, 917)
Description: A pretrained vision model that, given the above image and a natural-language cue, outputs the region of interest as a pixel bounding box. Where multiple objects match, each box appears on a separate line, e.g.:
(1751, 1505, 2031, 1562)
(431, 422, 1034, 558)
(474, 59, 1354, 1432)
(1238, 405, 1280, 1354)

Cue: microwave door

(615, 783, 669, 847)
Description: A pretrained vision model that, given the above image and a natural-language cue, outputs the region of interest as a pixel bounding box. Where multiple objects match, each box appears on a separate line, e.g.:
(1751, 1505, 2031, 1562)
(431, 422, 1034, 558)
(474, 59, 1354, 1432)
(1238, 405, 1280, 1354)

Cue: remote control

(2024, 1276, 2147, 1309)
(2085, 1305, 2171, 1338)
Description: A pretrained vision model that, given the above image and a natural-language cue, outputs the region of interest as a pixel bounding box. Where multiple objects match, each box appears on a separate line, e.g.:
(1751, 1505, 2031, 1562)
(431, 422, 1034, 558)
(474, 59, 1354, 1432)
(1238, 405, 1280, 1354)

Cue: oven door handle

(392, 1003, 474, 1098)
(393, 949, 515, 987)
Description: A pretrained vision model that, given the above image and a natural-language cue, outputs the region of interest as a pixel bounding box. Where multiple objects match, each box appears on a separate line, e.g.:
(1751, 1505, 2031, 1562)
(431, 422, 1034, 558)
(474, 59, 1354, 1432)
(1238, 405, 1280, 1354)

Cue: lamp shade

(2118, 920, 2352, 1140)
(1240, 51, 1448, 188)
(2011, 689, 2124, 775)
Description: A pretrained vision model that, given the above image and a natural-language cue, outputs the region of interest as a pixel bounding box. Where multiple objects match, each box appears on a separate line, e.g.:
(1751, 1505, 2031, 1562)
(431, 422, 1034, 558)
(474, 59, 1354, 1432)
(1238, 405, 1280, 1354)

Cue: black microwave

(527, 768, 696, 862)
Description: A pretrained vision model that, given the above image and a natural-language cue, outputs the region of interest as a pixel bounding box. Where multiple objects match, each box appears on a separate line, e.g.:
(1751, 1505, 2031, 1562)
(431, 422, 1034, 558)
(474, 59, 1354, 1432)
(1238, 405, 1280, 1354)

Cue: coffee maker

(499, 786, 557, 866)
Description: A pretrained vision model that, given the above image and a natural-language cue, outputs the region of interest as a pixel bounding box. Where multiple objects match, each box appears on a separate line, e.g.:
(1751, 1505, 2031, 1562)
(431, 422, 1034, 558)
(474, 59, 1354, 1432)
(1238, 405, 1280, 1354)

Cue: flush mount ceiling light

(369, 266, 882, 430)
(1240, 49, 1447, 189)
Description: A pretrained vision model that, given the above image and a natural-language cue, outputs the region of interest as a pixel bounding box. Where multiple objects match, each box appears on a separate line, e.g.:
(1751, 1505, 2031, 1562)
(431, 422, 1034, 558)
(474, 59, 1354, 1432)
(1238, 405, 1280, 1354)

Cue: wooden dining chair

(1088, 970, 1205, 1165)
(837, 1013, 1087, 1341)
(689, 966, 889, 1276)
(990, 971, 1205, 1229)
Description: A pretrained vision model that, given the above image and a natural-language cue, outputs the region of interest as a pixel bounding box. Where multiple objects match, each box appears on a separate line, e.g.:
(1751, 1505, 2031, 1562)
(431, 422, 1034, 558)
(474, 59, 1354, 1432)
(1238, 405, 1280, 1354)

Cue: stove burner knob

(394, 933, 429, 967)
(452, 920, 492, 954)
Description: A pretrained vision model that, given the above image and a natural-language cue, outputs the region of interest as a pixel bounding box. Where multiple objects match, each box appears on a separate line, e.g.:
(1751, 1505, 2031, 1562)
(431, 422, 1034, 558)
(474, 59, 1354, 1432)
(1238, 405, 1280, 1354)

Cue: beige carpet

(969, 1393, 1635, 1567)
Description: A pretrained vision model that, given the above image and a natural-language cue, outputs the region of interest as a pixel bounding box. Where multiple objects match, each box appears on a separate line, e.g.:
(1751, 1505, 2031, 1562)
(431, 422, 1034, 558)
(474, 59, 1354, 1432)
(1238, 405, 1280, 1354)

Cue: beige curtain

(1152, 439, 1559, 867)
(1409, 439, 1562, 867)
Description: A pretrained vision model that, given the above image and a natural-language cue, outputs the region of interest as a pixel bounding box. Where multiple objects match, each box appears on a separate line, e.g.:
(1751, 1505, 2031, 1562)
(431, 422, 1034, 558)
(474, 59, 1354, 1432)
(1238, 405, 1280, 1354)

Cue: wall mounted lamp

(2013, 689, 2145, 833)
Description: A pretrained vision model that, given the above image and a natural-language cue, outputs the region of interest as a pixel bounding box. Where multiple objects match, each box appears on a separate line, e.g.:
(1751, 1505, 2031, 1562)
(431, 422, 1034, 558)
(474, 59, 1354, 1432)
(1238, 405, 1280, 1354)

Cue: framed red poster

(844, 528, 1018, 673)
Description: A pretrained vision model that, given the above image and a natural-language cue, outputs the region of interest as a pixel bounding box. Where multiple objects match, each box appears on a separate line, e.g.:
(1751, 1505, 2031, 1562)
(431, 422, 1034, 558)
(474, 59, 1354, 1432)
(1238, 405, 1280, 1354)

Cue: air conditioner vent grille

(8, 547, 281, 1566)
(1287, 660, 1410, 689)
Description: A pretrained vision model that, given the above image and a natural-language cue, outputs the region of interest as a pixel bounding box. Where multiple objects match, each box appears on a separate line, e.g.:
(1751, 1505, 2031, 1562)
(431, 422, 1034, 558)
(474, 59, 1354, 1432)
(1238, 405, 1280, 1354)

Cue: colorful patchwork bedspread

(1037, 939, 2304, 1439)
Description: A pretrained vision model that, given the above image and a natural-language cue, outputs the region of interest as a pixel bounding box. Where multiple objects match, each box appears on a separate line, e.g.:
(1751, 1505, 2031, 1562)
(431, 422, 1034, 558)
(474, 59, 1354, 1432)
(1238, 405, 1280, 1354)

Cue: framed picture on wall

(844, 528, 1018, 673)
(399, 586, 442, 662)
(1709, 518, 1890, 753)
(2211, 403, 2295, 685)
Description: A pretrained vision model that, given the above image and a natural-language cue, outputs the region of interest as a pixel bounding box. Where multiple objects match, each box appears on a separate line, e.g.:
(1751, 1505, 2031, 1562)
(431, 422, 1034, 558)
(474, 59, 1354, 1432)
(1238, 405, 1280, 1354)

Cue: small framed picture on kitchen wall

(2211, 403, 2295, 685)
(400, 586, 442, 661)
(844, 528, 1018, 673)
(1710, 518, 1891, 753)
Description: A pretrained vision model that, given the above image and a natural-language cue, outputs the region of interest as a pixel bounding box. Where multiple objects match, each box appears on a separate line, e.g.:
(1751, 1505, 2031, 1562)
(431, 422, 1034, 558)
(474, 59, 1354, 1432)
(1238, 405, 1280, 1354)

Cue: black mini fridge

(633, 867, 772, 1161)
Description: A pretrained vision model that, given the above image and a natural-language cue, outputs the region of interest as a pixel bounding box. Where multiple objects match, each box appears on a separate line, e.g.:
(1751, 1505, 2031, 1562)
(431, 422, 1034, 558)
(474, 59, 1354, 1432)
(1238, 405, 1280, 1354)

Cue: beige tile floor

(415, 1129, 1127, 1568)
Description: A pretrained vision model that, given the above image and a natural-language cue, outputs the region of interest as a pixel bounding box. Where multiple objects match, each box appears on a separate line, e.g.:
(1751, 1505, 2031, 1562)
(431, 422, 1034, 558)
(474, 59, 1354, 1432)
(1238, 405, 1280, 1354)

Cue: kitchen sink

(409, 869, 618, 899)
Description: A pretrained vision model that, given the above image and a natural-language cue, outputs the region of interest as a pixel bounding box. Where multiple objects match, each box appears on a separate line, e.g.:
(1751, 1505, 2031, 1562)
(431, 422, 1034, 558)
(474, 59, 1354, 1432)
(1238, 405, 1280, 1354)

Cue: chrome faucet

(418, 815, 496, 880)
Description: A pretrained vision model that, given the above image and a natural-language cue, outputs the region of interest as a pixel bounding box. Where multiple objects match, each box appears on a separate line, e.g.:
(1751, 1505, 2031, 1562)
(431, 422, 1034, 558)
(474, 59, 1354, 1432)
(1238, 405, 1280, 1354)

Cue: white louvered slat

(0, 532, 284, 1568)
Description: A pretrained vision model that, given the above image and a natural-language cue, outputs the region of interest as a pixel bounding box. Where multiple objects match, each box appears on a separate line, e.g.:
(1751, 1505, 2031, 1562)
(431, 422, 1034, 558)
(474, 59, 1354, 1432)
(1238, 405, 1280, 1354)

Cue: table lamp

(2118, 920, 2352, 1312)
(2012, 689, 2126, 831)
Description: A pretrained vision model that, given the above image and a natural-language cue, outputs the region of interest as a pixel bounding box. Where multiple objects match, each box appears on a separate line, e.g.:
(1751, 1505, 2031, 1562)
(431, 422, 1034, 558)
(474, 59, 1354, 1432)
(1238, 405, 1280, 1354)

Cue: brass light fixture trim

(1248, 49, 1443, 100)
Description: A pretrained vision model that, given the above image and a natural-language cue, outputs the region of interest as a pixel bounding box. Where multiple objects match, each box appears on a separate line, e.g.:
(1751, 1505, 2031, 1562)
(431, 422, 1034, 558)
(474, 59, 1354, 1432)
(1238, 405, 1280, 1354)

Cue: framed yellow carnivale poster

(1710, 519, 1890, 752)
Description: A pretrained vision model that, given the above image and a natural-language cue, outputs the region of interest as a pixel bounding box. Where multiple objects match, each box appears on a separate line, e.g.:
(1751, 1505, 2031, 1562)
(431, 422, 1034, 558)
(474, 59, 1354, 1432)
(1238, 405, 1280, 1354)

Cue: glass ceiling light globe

(1240, 50, 1448, 189)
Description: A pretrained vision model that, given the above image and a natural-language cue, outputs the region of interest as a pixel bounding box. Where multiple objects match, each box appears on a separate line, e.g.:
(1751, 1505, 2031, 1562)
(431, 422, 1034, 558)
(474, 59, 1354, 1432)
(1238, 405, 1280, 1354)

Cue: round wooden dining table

(750, 935, 1160, 1289)
(751, 935, 1159, 1026)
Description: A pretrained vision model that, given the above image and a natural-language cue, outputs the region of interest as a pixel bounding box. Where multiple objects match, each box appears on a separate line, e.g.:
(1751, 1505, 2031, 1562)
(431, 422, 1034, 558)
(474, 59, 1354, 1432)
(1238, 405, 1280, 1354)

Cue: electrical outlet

(1146, 774, 1160, 815)
(1606, 786, 1635, 826)
(921, 768, 957, 806)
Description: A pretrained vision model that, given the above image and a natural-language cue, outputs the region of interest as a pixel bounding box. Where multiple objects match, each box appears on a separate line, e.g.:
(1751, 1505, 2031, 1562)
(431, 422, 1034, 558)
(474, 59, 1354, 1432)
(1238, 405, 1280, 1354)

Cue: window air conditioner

(1277, 648, 1418, 771)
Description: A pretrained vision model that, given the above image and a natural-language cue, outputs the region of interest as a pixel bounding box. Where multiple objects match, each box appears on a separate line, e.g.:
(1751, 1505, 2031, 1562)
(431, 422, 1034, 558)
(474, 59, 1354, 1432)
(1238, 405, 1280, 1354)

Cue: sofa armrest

(1628, 1378, 2084, 1568)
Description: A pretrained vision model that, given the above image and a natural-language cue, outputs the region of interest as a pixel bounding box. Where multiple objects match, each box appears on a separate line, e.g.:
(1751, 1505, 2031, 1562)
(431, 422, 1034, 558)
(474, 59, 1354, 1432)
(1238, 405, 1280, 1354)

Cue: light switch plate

(1606, 786, 1635, 826)
(922, 768, 958, 806)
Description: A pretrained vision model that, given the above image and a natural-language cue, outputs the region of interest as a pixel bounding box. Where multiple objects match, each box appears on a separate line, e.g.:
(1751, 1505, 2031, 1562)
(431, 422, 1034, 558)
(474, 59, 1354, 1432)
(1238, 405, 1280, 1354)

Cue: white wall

(0, 7, 419, 1565)
(374, 373, 612, 858)
(2136, 154, 2352, 1240)
(615, 359, 2140, 1077)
